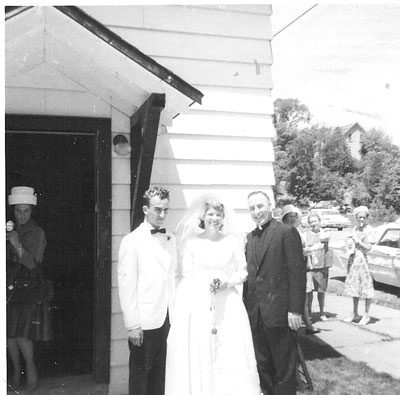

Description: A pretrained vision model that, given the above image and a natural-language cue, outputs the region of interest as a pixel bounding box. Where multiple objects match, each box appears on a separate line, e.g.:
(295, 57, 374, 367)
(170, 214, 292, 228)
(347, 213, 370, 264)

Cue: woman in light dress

(343, 206, 375, 326)
(165, 193, 262, 395)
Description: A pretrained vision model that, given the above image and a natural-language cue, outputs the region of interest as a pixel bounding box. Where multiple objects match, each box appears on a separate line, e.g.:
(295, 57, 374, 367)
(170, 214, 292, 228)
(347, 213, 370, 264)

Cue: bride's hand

(216, 280, 228, 292)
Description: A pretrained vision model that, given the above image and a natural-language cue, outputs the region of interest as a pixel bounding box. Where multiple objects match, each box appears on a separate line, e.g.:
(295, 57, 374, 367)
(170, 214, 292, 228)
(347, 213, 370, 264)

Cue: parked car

(330, 221, 400, 288)
(301, 208, 352, 230)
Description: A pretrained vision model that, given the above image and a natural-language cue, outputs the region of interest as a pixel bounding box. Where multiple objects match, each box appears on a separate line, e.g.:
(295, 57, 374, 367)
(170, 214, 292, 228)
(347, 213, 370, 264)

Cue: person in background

(245, 192, 306, 395)
(165, 193, 262, 395)
(303, 213, 331, 323)
(343, 206, 375, 326)
(6, 186, 48, 393)
(281, 205, 320, 335)
(118, 187, 177, 395)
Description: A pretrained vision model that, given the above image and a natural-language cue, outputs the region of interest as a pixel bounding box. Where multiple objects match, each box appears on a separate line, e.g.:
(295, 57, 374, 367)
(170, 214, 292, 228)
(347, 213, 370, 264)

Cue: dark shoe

(306, 327, 321, 335)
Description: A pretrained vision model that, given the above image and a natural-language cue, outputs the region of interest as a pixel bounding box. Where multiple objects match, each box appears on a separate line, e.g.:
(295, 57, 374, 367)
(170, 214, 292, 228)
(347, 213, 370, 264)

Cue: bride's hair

(175, 192, 240, 249)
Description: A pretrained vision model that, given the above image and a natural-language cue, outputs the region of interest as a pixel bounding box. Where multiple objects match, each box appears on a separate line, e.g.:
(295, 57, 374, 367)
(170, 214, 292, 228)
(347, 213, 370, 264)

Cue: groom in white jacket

(118, 187, 177, 395)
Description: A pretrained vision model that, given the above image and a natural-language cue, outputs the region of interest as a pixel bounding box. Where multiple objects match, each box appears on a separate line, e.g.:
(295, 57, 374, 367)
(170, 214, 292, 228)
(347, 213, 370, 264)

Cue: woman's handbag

(7, 264, 54, 304)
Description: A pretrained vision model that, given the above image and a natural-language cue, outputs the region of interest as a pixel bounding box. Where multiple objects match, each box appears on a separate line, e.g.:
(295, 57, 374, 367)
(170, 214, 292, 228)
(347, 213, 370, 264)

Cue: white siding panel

(111, 108, 130, 133)
(169, 111, 276, 138)
(7, 62, 85, 92)
(110, 338, 129, 367)
(45, 90, 111, 117)
(200, 5, 272, 15)
(112, 236, 124, 263)
(109, 27, 272, 64)
(112, 261, 118, 288)
(111, 313, 128, 341)
(112, 209, 131, 237)
(158, 185, 274, 210)
(112, 287, 122, 314)
(112, 158, 131, 184)
(5, 87, 46, 114)
(82, 5, 272, 39)
(112, 184, 130, 210)
(190, 86, 274, 115)
(6, 87, 110, 118)
(151, 57, 272, 88)
(151, 159, 275, 186)
(154, 134, 274, 162)
(109, 365, 129, 395)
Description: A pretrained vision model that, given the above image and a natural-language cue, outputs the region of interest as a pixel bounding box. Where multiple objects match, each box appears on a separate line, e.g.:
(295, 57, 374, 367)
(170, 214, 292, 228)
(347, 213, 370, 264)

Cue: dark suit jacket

(245, 218, 306, 328)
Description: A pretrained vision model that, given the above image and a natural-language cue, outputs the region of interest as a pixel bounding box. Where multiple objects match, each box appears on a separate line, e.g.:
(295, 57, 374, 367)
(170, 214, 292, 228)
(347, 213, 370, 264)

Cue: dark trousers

(128, 316, 170, 395)
(252, 316, 298, 395)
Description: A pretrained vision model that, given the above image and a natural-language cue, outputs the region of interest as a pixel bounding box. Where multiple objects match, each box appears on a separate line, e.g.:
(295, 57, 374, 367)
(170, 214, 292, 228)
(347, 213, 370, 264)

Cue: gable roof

(336, 123, 365, 139)
(5, 6, 203, 120)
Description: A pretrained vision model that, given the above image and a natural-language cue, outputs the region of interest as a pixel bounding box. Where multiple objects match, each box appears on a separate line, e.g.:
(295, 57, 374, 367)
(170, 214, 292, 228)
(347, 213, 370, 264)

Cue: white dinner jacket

(118, 222, 177, 331)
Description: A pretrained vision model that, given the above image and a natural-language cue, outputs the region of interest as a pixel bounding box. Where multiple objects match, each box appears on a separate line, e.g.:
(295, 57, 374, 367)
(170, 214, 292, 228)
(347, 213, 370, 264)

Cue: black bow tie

(151, 228, 166, 235)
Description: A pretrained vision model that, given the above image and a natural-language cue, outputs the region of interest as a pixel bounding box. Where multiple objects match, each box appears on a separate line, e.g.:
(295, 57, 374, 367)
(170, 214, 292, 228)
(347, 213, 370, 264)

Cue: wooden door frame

(5, 114, 112, 383)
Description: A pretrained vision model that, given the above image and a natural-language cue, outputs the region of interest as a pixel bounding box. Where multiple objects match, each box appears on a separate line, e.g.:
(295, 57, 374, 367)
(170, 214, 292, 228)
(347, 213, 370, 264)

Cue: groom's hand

(288, 312, 302, 331)
(129, 328, 144, 346)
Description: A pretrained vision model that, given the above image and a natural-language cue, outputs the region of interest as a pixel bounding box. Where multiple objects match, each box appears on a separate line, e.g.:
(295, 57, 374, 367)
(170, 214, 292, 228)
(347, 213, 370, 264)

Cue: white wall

(85, 5, 276, 394)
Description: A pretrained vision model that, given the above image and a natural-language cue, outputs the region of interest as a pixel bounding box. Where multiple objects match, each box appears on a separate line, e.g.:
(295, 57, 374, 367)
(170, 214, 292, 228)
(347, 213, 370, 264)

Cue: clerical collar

(256, 218, 272, 232)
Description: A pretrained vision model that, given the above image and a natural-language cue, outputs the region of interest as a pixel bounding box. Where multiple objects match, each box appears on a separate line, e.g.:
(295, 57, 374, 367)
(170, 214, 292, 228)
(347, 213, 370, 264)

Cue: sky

(270, 3, 400, 146)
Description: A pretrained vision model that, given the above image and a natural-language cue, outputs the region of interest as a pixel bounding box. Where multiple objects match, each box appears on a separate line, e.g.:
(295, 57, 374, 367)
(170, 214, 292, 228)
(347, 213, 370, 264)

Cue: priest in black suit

(244, 191, 306, 395)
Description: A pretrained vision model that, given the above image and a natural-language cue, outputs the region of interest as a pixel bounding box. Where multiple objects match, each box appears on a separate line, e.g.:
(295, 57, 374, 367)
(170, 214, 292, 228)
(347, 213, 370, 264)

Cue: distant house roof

(336, 122, 365, 139)
(5, 5, 203, 109)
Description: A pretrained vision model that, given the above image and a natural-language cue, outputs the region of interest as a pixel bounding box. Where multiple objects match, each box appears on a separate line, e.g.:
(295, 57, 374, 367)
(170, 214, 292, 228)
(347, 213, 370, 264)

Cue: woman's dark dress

(6, 218, 52, 341)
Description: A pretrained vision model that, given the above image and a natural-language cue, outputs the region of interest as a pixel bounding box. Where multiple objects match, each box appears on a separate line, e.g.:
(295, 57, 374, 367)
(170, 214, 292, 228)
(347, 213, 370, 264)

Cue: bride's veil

(175, 192, 241, 251)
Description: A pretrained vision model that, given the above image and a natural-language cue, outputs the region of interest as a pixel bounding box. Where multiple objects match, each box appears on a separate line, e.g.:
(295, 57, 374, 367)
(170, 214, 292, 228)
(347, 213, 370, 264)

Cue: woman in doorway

(6, 186, 50, 393)
(343, 206, 375, 326)
(165, 193, 262, 395)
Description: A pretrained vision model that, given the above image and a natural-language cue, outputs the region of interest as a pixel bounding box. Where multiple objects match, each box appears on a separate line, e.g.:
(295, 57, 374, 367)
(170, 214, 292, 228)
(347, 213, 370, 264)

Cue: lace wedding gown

(165, 235, 262, 395)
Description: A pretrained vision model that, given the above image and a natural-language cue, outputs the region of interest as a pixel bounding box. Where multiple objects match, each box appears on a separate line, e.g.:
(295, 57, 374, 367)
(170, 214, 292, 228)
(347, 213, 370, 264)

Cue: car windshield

(379, 229, 400, 249)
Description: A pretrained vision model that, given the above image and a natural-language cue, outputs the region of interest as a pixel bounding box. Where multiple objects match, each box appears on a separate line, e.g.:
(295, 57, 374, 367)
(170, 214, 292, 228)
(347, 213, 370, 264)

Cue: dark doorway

(6, 130, 96, 377)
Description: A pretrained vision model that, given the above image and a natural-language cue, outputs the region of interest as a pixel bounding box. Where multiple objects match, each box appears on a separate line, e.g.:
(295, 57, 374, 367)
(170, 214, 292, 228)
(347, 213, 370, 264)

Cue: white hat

(8, 186, 37, 206)
(353, 205, 369, 218)
(282, 204, 301, 220)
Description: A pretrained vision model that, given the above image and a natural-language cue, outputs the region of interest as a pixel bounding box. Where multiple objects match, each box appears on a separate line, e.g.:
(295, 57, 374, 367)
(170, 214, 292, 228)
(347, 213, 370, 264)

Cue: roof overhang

(5, 6, 203, 123)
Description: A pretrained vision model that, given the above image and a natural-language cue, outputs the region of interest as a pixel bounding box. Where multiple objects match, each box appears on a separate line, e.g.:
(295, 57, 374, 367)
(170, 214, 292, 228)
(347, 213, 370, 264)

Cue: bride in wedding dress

(165, 193, 262, 395)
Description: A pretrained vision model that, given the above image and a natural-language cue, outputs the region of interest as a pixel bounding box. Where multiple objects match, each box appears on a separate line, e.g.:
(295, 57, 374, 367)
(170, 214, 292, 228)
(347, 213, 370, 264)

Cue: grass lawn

(296, 278, 400, 394)
(299, 355, 400, 395)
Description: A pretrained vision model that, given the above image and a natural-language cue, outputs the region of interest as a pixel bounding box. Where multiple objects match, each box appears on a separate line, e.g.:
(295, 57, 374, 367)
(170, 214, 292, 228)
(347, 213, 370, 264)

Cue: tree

(273, 98, 311, 130)
(321, 129, 355, 176)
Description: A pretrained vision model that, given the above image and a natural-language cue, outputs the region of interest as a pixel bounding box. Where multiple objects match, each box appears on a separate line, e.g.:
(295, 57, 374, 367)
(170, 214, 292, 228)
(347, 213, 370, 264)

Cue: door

(5, 115, 111, 382)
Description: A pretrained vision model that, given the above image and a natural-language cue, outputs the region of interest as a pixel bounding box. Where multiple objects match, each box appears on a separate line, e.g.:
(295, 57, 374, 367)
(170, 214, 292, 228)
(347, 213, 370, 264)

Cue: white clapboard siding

(154, 133, 274, 162)
(112, 287, 122, 315)
(111, 108, 130, 133)
(189, 86, 274, 115)
(199, 4, 272, 15)
(168, 111, 276, 138)
(112, 158, 131, 185)
(111, 313, 128, 341)
(5, 87, 111, 117)
(109, 365, 129, 395)
(151, 57, 272, 89)
(110, 338, 129, 367)
(82, 5, 272, 39)
(112, 209, 131, 237)
(150, 185, 275, 211)
(108, 27, 272, 64)
(151, 159, 275, 186)
(112, 184, 130, 210)
(107, 5, 274, 394)
(7, 63, 85, 91)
